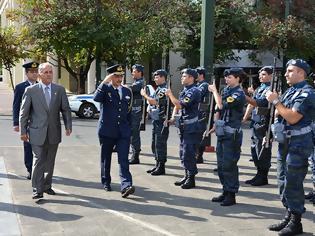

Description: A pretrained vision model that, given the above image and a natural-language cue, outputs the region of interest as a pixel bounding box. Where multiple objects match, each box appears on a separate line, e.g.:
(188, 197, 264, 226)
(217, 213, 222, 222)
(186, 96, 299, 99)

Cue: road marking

(3, 171, 179, 236)
(55, 188, 180, 236)
(0, 156, 22, 236)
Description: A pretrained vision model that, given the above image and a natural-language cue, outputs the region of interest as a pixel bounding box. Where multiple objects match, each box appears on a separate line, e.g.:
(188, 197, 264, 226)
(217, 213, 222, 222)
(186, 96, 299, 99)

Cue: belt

(224, 125, 240, 134)
(286, 125, 312, 137)
(183, 116, 198, 125)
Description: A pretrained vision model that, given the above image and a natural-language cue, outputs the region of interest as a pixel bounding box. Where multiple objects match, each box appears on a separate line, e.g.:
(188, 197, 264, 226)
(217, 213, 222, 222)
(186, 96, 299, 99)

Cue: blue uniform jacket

(179, 84, 202, 133)
(13, 81, 32, 126)
(220, 85, 246, 129)
(278, 81, 315, 130)
(94, 83, 132, 139)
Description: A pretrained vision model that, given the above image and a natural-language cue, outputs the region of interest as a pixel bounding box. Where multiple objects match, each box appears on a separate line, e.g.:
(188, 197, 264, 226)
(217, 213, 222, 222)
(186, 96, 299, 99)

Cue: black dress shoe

(104, 185, 112, 192)
(44, 188, 56, 195)
(121, 186, 135, 198)
(32, 192, 43, 199)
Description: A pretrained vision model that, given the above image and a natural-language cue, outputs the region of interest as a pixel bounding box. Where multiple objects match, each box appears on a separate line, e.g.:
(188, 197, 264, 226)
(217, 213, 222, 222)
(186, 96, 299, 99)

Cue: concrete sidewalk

(0, 81, 13, 116)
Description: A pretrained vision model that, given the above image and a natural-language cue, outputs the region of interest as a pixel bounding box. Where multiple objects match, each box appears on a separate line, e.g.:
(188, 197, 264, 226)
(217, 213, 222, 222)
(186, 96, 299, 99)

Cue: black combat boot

(304, 190, 314, 200)
(211, 191, 227, 202)
(174, 170, 188, 186)
(220, 192, 236, 206)
(245, 172, 258, 184)
(129, 152, 140, 164)
(151, 162, 165, 176)
(251, 169, 268, 186)
(268, 210, 291, 231)
(147, 161, 158, 174)
(278, 213, 303, 236)
(181, 175, 195, 189)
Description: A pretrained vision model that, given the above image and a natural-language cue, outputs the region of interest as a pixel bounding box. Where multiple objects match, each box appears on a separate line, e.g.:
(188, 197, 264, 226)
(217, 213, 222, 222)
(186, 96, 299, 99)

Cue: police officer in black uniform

(141, 69, 169, 175)
(166, 68, 202, 189)
(195, 66, 210, 164)
(12, 61, 39, 179)
(129, 64, 145, 164)
(93, 64, 135, 198)
(244, 66, 273, 186)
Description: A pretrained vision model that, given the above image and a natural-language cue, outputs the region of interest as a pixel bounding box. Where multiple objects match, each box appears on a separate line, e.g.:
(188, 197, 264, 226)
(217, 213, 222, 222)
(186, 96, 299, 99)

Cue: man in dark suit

(12, 61, 39, 179)
(19, 62, 72, 199)
(93, 64, 135, 198)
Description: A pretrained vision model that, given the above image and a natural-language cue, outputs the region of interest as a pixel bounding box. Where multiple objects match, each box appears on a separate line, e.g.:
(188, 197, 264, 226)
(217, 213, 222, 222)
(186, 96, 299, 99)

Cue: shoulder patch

(227, 96, 235, 103)
(300, 92, 309, 98)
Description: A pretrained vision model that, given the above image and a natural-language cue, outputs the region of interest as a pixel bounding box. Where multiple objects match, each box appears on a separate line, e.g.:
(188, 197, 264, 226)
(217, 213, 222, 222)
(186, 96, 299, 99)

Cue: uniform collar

(292, 80, 307, 89)
(158, 82, 167, 88)
(228, 85, 240, 92)
(184, 83, 195, 89)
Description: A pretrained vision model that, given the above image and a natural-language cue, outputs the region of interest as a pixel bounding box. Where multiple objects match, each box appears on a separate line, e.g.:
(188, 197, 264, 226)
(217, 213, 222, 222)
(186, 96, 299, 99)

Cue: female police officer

(208, 68, 245, 206)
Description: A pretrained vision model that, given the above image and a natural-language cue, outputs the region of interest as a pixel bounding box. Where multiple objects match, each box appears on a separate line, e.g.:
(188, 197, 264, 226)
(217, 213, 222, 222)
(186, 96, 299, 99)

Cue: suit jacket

(13, 81, 32, 126)
(94, 83, 132, 139)
(19, 83, 72, 145)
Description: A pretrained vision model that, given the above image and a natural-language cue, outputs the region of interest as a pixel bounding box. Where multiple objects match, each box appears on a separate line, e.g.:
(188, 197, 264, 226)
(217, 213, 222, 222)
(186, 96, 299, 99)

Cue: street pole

(200, 0, 215, 152)
(200, 0, 215, 82)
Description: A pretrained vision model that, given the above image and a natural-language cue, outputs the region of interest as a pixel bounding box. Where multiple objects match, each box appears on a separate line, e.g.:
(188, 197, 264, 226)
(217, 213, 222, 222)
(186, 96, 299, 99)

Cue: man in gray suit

(20, 62, 72, 199)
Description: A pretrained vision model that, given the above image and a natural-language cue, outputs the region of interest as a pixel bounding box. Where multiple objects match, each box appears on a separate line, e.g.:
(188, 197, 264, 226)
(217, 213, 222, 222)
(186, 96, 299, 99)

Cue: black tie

(115, 89, 121, 99)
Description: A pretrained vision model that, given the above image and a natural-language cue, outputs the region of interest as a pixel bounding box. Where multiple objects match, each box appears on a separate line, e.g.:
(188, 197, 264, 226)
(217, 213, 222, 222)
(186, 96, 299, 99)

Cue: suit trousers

(31, 142, 59, 193)
(23, 141, 33, 172)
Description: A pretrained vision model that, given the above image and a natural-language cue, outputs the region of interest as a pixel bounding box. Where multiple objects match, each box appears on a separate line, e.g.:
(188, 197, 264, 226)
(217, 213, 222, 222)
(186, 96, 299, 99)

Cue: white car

(68, 93, 100, 118)
(68, 85, 155, 119)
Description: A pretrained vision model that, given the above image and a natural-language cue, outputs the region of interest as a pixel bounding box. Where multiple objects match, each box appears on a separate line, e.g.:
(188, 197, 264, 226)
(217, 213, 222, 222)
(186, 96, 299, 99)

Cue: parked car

(68, 85, 155, 119)
(68, 93, 100, 118)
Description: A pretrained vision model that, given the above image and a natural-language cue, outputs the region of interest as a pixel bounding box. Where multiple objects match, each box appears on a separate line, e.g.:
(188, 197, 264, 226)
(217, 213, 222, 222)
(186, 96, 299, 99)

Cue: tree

(0, 27, 26, 91)
(10, 0, 188, 93)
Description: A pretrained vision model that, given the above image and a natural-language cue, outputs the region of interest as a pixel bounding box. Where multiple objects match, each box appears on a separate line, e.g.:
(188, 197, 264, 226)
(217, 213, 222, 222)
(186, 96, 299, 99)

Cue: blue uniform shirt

(130, 78, 144, 111)
(196, 81, 210, 103)
(254, 82, 270, 107)
(278, 80, 315, 130)
(94, 83, 132, 138)
(149, 82, 168, 120)
(220, 85, 246, 129)
(180, 84, 201, 120)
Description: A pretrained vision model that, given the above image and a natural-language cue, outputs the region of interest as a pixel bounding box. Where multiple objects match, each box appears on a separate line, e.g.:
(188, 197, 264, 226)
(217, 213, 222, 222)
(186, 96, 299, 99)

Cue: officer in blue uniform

(208, 68, 245, 206)
(129, 64, 145, 164)
(94, 64, 135, 198)
(244, 66, 273, 186)
(12, 61, 39, 179)
(195, 67, 210, 164)
(305, 75, 315, 204)
(141, 69, 169, 175)
(266, 59, 315, 235)
(166, 68, 201, 189)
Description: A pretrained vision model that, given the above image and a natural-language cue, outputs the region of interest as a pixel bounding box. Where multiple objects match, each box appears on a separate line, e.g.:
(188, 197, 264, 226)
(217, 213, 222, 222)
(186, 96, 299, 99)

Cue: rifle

(201, 75, 217, 150)
(258, 57, 279, 159)
(161, 74, 172, 134)
(139, 78, 147, 131)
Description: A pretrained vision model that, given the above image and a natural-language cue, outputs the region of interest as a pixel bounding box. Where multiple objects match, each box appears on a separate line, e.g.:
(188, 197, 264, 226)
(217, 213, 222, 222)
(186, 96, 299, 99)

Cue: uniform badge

(125, 96, 130, 100)
(108, 92, 111, 98)
(227, 96, 234, 103)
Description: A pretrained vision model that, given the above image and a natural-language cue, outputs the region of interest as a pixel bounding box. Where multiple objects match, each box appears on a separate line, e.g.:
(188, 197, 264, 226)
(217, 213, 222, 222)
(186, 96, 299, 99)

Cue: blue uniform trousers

(216, 131, 242, 193)
(250, 127, 272, 171)
(277, 133, 312, 214)
(152, 120, 169, 163)
(179, 133, 199, 176)
(99, 136, 132, 191)
(24, 141, 33, 172)
(130, 111, 142, 153)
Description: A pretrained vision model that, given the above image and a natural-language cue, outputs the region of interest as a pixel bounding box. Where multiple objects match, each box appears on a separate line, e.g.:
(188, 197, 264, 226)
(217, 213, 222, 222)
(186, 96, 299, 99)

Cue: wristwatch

(272, 99, 280, 106)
